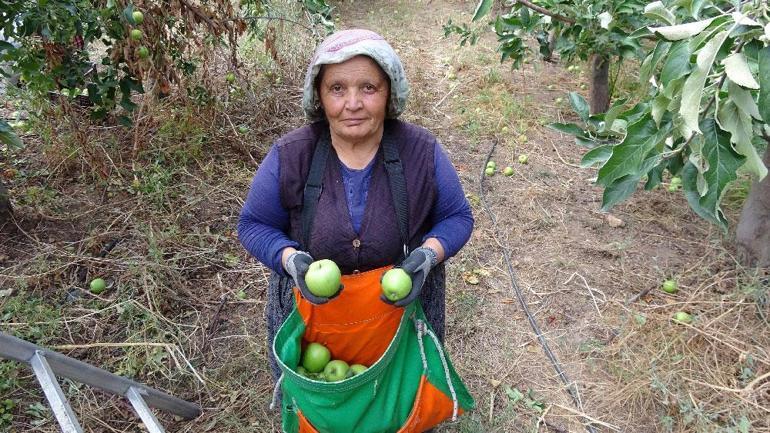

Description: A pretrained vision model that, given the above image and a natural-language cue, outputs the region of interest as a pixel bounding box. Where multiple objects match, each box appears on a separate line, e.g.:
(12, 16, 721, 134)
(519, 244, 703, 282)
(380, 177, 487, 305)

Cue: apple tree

(444, 0, 648, 113)
(550, 1, 770, 267)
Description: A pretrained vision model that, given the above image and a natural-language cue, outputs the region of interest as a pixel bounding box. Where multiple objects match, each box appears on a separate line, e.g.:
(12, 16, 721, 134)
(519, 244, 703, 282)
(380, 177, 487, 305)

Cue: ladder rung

(126, 386, 166, 433)
(30, 351, 84, 433)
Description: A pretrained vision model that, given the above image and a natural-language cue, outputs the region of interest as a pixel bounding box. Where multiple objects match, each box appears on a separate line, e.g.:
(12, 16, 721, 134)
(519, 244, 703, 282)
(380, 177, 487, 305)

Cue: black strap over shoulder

(299, 124, 410, 259)
(381, 126, 410, 259)
(300, 129, 331, 251)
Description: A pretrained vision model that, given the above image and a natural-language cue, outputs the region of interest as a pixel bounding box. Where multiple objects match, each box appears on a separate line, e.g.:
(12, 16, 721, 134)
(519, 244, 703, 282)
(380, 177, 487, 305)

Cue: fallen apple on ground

(226, 72, 236, 83)
(381, 268, 412, 302)
(485, 167, 495, 176)
(503, 166, 514, 176)
(661, 279, 678, 294)
(673, 311, 692, 324)
(137, 46, 149, 59)
(130, 29, 143, 41)
(132, 10, 144, 24)
(518, 154, 529, 164)
(89, 278, 106, 294)
(302, 342, 331, 373)
(305, 259, 342, 297)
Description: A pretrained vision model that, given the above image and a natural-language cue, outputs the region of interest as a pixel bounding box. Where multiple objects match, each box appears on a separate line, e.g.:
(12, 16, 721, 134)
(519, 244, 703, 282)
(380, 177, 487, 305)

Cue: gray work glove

(381, 247, 437, 307)
(284, 251, 341, 305)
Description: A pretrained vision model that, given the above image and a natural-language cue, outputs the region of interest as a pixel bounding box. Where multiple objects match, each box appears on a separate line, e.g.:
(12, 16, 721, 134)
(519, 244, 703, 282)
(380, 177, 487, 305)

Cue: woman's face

(318, 55, 390, 145)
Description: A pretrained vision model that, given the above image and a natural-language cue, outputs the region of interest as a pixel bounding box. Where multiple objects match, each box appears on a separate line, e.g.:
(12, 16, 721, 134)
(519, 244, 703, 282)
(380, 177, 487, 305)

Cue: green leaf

(569, 92, 590, 122)
(649, 18, 715, 41)
(652, 94, 670, 126)
(598, 114, 667, 187)
(0, 119, 23, 149)
(548, 122, 585, 136)
(680, 30, 730, 139)
(698, 118, 744, 228)
(682, 161, 724, 227)
(718, 94, 767, 180)
(472, 0, 493, 22)
(722, 53, 759, 89)
(759, 47, 770, 124)
(644, 1, 676, 25)
(660, 41, 692, 84)
(727, 80, 761, 120)
(581, 145, 613, 168)
(640, 41, 671, 86)
(602, 175, 638, 211)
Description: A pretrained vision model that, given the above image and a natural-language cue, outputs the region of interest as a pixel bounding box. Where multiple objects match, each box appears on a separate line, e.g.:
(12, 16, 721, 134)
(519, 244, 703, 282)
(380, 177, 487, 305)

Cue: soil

(1, 1, 767, 433)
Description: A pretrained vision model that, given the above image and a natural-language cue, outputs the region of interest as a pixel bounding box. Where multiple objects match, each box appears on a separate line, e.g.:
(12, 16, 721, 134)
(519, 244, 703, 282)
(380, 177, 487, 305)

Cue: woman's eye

(363, 84, 376, 93)
(330, 85, 343, 93)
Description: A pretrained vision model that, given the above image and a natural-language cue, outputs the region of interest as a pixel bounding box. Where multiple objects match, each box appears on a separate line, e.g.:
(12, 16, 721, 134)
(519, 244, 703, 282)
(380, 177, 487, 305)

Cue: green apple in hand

(381, 268, 412, 302)
(305, 259, 342, 297)
(301, 342, 331, 373)
(323, 360, 350, 382)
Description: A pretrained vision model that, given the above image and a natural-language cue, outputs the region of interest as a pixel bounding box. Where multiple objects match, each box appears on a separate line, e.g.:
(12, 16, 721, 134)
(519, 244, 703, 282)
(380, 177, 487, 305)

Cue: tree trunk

(590, 54, 610, 114)
(0, 180, 11, 226)
(735, 146, 770, 269)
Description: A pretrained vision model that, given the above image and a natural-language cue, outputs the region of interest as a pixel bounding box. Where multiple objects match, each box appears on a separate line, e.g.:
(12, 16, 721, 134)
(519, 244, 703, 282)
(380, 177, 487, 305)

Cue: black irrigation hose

(478, 140, 598, 433)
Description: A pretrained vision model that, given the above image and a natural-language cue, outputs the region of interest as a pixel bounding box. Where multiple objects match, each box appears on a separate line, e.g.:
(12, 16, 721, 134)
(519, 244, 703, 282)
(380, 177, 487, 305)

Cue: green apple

(485, 167, 495, 176)
(130, 29, 143, 41)
(226, 72, 236, 84)
(486, 160, 496, 169)
(661, 279, 678, 294)
(381, 268, 412, 302)
(518, 154, 529, 164)
(349, 364, 368, 376)
(503, 166, 514, 176)
(518, 134, 528, 143)
(673, 311, 692, 324)
(237, 125, 249, 134)
(236, 290, 247, 299)
(301, 342, 331, 373)
(89, 278, 107, 294)
(296, 366, 309, 377)
(323, 360, 349, 382)
(670, 176, 682, 185)
(132, 10, 144, 25)
(137, 46, 149, 59)
(305, 259, 342, 297)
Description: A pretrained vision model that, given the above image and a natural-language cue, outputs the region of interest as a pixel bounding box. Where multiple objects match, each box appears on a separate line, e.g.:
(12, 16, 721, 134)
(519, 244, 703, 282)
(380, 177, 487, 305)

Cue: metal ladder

(0, 332, 201, 433)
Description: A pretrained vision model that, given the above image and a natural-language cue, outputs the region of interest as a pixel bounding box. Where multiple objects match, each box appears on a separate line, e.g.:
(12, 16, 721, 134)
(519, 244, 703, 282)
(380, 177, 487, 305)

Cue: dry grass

(2, 0, 769, 433)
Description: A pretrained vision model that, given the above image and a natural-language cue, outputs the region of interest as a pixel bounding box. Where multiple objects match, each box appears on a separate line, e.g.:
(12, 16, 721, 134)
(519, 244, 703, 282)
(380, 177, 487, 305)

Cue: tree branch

(515, 0, 576, 24)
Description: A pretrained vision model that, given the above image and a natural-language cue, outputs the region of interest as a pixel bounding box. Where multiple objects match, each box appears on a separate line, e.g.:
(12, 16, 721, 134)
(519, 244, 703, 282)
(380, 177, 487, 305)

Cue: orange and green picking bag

(272, 266, 475, 433)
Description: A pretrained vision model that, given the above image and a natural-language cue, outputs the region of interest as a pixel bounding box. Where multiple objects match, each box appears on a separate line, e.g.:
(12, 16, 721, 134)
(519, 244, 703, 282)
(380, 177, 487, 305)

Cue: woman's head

(303, 29, 409, 122)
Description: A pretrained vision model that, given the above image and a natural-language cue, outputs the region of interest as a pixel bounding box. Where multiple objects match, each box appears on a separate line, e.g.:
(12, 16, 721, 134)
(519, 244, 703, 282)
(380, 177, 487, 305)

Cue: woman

(238, 29, 473, 381)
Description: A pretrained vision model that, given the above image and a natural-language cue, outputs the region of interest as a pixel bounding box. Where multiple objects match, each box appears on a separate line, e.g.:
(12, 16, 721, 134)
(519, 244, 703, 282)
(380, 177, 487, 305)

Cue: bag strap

(300, 125, 410, 257)
(381, 127, 410, 259)
(300, 130, 331, 251)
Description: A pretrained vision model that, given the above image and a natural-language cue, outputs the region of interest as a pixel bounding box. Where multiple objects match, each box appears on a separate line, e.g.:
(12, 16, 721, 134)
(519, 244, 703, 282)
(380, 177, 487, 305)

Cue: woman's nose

(344, 90, 364, 110)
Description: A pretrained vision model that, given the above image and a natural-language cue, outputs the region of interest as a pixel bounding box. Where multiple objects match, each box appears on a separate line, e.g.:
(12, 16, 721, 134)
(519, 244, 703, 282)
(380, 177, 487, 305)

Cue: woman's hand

(382, 247, 438, 307)
(284, 250, 341, 305)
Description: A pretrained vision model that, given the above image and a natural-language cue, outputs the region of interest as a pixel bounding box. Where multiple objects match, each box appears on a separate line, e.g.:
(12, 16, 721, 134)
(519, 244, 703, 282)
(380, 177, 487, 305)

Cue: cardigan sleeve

(237, 145, 299, 275)
(422, 141, 474, 259)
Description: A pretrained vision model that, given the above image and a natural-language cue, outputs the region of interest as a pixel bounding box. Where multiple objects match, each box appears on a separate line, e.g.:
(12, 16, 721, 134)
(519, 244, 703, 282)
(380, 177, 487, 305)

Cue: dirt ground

(1, 1, 768, 432)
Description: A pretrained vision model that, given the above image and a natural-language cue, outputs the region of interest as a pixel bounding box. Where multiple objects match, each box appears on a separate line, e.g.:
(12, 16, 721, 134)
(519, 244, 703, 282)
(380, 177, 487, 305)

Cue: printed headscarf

(302, 29, 409, 121)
